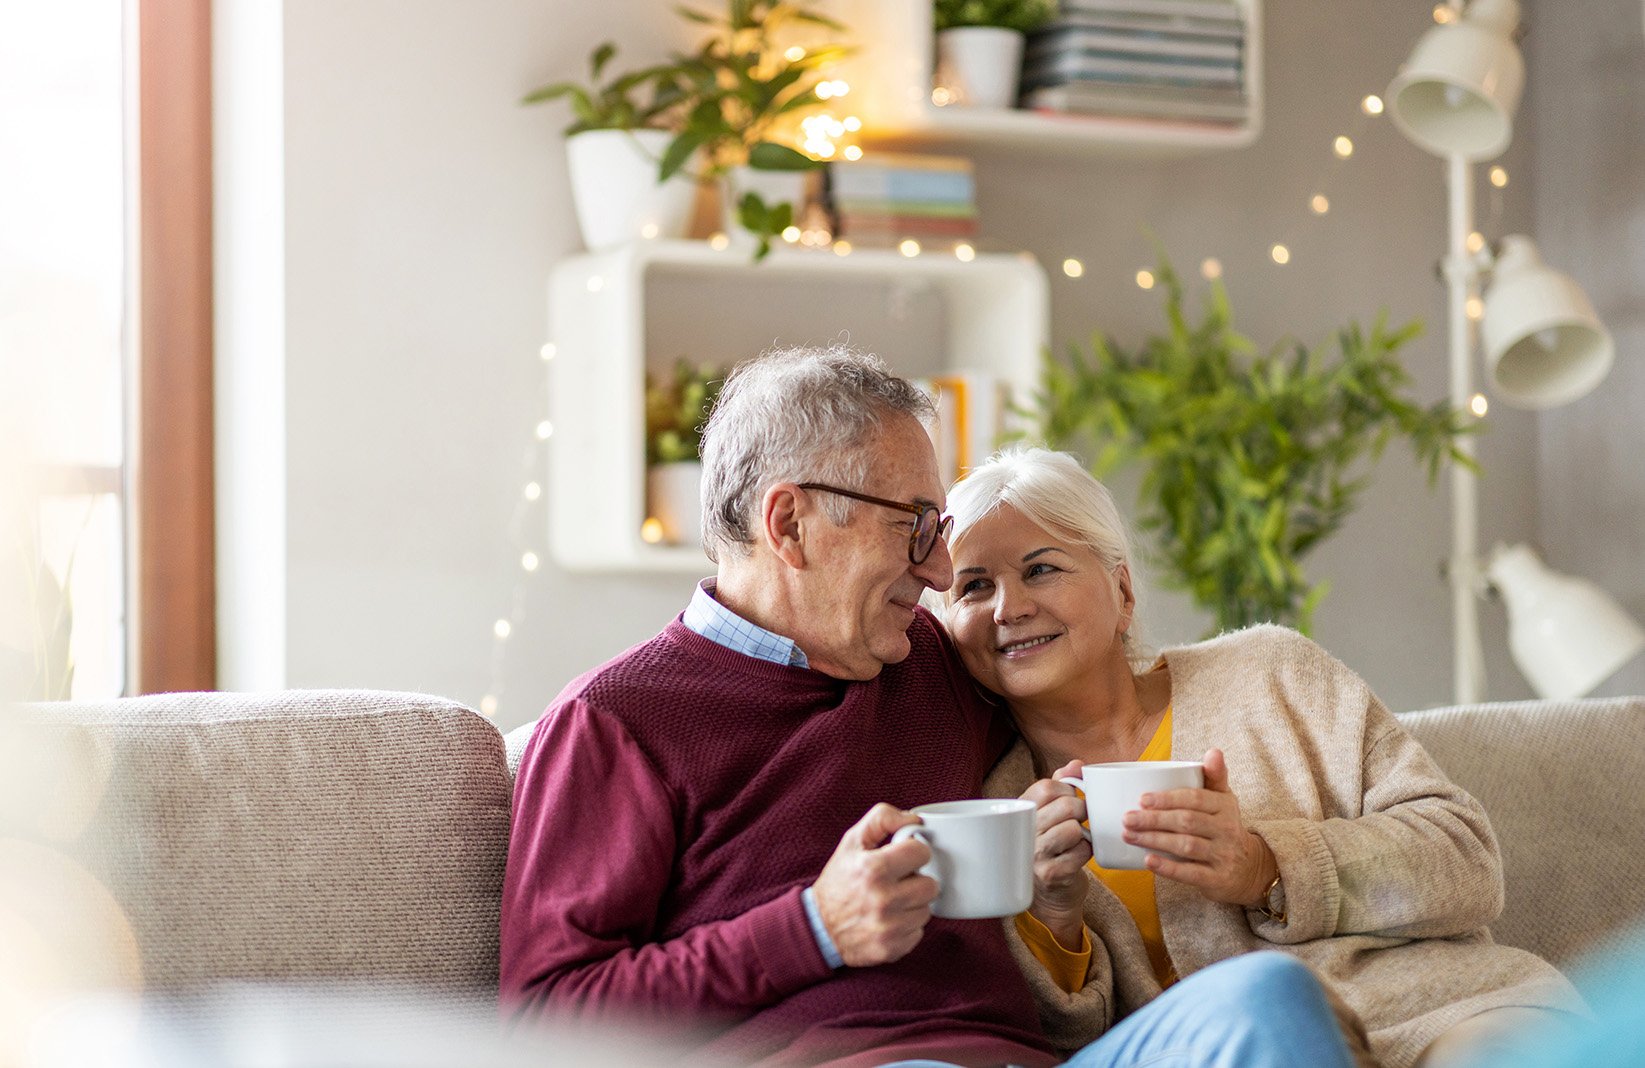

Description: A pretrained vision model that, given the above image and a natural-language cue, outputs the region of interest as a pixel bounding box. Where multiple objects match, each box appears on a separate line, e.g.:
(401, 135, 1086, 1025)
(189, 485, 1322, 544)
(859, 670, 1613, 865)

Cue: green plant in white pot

(644, 360, 726, 547)
(933, 0, 1057, 108)
(523, 43, 694, 251)
(658, 0, 851, 259)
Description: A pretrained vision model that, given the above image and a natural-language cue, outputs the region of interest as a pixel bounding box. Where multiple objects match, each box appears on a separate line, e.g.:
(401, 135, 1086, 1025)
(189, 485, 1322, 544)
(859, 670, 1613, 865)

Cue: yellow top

(1017, 706, 1177, 993)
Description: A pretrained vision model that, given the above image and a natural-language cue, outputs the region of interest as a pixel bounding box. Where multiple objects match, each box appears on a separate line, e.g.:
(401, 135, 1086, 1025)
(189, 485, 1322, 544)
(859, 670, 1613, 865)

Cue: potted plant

(658, 1, 852, 259)
(933, 0, 1057, 109)
(1032, 256, 1474, 635)
(644, 359, 726, 546)
(522, 43, 695, 251)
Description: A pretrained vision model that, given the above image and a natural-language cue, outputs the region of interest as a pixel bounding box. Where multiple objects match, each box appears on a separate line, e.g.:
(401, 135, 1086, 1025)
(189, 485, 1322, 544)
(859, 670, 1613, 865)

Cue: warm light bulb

(640, 518, 665, 544)
(1201, 258, 1223, 280)
(1361, 94, 1384, 116)
(954, 243, 975, 262)
(521, 551, 540, 572)
(781, 226, 801, 243)
(899, 239, 921, 257)
(1469, 393, 1489, 417)
(1063, 258, 1084, 278)
(816, 82, 835, 100)
(535, 420, 554, 440)
(833, 240, 852, 256)
(784, 46, 806, 62)
(586, 276, 604, 292)
(1310, 194, 1330, 215)
(843, 116, 862, 132)
(709, 232, 730, 251)
(1466, 296, 1484, 320)
(640, 222, 659, 239)
(1489, 166, 1509, 188)
(1466, 231, 1486, 254)
(843, 145, 863, 161)
(539, 342, 556, 361)
(494, 619, 512, 640)
(1136, 269, 1155, 289)
(1271, 244, 1291, 265)
(480, 695, 498, 717)
(816, 143, 836, 158)
(1433, 3, 1458, 23)
(931, 86, 955, 107)
(523, 481, 542, 501)
(830, 80, 849, 96)
(1333, 136, 1354, 159)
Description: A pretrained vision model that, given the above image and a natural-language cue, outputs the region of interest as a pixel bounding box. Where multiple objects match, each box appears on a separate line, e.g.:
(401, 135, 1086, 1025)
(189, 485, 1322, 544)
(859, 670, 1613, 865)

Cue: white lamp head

(1482, 235, 1615, 409)
(1487, 543, 1645, 700)
(1387, 0, 1524, 160)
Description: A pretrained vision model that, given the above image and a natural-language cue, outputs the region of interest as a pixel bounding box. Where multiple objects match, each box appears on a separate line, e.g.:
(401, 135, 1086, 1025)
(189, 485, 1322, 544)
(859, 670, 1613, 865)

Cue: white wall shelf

(826, 0, 1262, 157)
(546, 239, 1049, 574)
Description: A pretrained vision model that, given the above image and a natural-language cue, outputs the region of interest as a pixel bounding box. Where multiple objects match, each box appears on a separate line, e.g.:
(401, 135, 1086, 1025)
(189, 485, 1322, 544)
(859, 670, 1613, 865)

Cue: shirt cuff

(802, 885, 845, 970)
(1014, 909, 1091, 994)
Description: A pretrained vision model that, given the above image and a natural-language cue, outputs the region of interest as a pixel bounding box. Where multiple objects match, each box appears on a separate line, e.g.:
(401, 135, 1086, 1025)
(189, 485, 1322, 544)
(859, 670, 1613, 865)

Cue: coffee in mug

(1060, 761, 1205, 871)
(890, 798, 1035, 919)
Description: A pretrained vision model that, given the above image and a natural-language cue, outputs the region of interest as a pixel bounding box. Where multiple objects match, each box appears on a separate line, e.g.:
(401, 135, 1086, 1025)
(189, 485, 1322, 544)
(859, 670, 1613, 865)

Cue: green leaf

(747, 140, 820, 170)
(657, 130, 708, 180)
(590, 42, 617, 79)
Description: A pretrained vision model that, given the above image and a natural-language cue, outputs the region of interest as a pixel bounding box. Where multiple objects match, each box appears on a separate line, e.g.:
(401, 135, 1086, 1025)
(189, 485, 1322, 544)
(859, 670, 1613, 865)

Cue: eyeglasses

(798, 483, 954, 565)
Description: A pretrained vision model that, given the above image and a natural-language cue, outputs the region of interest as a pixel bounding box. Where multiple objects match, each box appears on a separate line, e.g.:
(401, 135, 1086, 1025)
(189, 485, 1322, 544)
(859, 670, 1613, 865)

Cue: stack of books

(826, 154, 978, 250)
(1020, 0, 1250, 126)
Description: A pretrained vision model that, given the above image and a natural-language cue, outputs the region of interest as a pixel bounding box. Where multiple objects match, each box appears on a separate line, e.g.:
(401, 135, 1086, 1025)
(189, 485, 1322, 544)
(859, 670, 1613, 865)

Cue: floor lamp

(1386, 0, 1645, 704)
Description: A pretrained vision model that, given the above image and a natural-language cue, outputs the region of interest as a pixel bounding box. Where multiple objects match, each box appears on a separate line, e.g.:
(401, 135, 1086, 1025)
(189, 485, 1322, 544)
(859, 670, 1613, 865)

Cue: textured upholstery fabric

(1400, 697, 1645, 969)
(15, 690, 510, 997)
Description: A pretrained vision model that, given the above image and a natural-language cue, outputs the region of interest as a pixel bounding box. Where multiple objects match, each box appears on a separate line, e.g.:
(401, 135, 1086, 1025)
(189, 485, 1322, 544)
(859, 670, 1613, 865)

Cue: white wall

(1526, 0, 1645, 698)
(226, 0, 1645, 730)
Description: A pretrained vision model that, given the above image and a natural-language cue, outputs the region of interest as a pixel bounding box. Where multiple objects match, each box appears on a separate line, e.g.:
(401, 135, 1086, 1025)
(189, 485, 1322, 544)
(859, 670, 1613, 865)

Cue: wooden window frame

(135, 0, 215, 692)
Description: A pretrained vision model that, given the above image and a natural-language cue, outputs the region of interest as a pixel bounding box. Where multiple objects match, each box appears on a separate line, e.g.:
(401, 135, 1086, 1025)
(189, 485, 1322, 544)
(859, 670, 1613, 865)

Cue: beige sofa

(6, 690, 1643, 1035)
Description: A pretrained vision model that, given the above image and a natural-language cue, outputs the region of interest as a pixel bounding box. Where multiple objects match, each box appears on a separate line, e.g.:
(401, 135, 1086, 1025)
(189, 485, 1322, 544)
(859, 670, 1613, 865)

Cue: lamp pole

(1444, 150, 1487, 706)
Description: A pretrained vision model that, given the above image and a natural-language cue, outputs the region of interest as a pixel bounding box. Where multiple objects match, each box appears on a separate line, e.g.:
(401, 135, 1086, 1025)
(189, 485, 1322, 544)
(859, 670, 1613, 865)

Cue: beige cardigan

(984, 624, 1582, 1068)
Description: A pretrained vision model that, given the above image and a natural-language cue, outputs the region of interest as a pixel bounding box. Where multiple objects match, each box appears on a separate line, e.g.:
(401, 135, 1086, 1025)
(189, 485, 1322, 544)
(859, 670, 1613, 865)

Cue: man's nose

(913, 534, 955, 592)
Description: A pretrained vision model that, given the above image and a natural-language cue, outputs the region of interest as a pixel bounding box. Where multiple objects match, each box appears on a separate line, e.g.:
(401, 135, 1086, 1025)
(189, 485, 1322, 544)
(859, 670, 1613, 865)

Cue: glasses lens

(912, 507, 939, 562)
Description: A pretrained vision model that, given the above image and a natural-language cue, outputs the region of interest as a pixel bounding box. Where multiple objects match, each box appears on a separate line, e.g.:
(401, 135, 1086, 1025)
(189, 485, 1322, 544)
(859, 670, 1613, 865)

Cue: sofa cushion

(1400, 696, 1645, 969)
(7, 690, 510, 997)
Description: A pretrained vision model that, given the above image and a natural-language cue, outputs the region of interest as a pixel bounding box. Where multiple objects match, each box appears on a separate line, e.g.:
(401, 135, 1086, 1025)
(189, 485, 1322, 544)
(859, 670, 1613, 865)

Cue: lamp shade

(1482, 235, 1615, 409)
(1387, 0, 1524, 160)
(1487, 544, 1645, 700)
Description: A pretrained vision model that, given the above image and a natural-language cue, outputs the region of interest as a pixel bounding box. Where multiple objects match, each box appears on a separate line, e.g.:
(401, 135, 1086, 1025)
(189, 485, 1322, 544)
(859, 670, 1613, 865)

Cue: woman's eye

(1026, 562, 1059, 578)
(958, 577, 989, 598)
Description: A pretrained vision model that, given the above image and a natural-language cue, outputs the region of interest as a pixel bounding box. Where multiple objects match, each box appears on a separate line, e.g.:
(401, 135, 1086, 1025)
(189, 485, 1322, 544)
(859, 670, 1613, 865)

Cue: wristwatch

(1253, 869, 1286, 924)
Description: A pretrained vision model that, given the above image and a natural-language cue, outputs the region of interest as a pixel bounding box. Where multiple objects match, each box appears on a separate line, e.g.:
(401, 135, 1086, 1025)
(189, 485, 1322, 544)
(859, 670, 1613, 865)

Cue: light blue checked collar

(683, 580, 810, 669)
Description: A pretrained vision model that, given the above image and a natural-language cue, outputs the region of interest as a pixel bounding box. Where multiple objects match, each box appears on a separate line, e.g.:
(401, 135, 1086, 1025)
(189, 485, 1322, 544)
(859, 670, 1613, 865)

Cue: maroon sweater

(500, 609, 1058, 1067)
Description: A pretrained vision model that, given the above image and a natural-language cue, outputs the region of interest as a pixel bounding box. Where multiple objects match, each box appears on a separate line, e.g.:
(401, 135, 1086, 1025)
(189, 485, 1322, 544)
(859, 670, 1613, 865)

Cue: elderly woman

(936, 445, 1582, 1068)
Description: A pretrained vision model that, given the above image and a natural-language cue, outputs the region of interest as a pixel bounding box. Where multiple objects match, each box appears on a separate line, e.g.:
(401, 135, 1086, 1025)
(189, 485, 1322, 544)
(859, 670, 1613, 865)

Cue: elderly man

(500, 345, 1358, 1068)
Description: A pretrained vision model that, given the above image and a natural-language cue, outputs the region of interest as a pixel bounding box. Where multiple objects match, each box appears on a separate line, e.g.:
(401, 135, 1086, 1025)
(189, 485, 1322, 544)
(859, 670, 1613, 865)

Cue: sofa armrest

(1399, 697, 1645, 969)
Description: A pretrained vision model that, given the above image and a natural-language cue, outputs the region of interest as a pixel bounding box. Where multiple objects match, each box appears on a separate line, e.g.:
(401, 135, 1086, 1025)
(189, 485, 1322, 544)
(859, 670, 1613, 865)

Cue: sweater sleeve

(1248, 682, 1505, 945)
(499, 700, 832, 1023)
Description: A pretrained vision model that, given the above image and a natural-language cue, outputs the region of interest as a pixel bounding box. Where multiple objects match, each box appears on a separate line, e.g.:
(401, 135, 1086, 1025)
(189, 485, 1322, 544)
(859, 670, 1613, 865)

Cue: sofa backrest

(8, 690, 510, 998)
(1400, 696, 1645, 970)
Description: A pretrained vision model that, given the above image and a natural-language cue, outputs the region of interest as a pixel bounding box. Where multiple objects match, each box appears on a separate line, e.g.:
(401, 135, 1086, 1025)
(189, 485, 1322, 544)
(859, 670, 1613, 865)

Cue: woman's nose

(993, 581, 1035, 624)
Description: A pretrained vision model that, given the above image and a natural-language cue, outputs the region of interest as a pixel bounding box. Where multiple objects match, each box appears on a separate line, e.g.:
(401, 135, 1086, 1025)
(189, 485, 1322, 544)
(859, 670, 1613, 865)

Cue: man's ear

(760, 483, 808, 569)
(1114, 562, 1136, 634)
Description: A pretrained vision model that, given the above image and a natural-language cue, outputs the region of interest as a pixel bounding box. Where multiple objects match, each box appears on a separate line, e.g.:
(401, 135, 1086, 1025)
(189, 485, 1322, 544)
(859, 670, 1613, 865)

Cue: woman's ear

(761, 483, 808, 569)
(1114, 562, 1136, 633)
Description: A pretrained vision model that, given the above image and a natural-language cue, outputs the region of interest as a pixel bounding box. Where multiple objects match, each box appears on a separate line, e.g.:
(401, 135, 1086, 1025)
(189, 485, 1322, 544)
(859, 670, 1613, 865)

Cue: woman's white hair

(699, 343, 935, 562)
(939, 444, 1151, 666)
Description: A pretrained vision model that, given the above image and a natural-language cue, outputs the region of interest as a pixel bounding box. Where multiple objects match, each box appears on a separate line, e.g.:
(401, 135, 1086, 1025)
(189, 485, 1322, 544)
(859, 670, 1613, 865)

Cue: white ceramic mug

(1060, 761, 1205, 871)
(890, 798, 1035, 919)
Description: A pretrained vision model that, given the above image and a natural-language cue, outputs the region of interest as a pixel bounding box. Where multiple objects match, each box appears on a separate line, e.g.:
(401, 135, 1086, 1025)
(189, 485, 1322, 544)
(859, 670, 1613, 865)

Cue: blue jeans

(882, 950, 1353, 1068)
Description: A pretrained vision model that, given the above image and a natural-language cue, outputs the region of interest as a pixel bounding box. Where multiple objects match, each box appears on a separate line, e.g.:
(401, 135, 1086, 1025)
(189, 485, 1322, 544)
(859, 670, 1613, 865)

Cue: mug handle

(1058, 777, 1094, 844)
(890, 824, 941, 894)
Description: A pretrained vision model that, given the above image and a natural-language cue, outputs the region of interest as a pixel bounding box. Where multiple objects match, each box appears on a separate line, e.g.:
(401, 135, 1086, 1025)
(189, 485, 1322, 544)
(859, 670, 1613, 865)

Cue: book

(1025, 26, 1243, 62)
(838, 215, 980, 239)
(1022, 50, 1243, 89)
(833, 198, 978, 219)
(1022, 85, 1248, 123)
(1061, 0, 1243, 22)
(1022, 78, 1246, 109)
(829, 167, 975, 204)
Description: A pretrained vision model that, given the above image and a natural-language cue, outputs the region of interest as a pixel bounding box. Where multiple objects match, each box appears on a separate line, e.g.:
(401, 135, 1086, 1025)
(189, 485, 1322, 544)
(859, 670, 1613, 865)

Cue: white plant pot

(565, 129, 697, 252)
(646, 461, 703, 547)
(935, 27, 1026, 109)
(721, 166, 811, 244)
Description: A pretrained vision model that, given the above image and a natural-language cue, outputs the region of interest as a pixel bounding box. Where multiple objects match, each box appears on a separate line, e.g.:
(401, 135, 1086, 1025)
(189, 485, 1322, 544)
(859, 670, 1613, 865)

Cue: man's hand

(811, 803, 940, 967)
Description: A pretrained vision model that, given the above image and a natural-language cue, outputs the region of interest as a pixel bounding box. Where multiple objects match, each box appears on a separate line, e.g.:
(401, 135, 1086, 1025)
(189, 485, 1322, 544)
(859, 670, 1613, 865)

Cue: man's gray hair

(699, 343, 935, 562)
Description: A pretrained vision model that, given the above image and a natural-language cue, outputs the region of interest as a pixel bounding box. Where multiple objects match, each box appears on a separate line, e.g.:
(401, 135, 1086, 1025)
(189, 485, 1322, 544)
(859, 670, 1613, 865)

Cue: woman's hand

(1021, 760, 1094, 948)
(1123, 749, 1279, 909)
